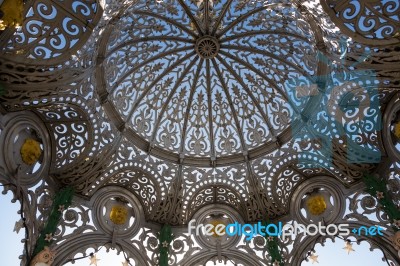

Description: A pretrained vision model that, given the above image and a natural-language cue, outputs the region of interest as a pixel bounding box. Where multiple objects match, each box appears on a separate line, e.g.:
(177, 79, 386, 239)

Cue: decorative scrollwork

(0, 0, 399, 265)
(321, 0, 400, 45)
(105, 168, 161, 220)
(35, 102, 92, 170)
(0, 0, 102, 65)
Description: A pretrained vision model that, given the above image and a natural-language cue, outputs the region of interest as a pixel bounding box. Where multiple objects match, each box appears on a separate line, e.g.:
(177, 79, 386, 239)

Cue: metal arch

(289, 224, 400, 266)
(185, 183, 247, 222)
(320, 0, 400, 46)
(0, 110, 52, 187)
(53, 233, 151, 266)
(180, 250, 264, 266)
(97, 166, 163, 219)
(0, 0, 102, 66)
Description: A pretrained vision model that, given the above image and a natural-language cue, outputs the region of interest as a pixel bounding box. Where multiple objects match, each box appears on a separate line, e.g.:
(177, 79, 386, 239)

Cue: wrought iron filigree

(0, 0, 101, 65)
(96, 0, 325, 166)
(0, 0, 399, 265)
(321, 0, 400, 45)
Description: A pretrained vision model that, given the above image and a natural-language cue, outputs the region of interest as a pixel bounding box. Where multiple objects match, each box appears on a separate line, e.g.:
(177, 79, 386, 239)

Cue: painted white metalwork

(0, 0, 399, 265)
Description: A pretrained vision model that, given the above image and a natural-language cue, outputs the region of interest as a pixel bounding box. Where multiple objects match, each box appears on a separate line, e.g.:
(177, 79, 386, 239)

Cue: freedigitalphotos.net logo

(284, 37, 382, 167)
(188, 220, 384, 241)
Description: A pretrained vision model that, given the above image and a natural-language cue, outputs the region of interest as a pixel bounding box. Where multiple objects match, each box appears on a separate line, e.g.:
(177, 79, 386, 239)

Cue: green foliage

(266, 236, 284, 266)
(31, 187, 74, 258)
(262, 222, 284, 266)
(158, 224, 173, 266)
(363, 174, 400, 231)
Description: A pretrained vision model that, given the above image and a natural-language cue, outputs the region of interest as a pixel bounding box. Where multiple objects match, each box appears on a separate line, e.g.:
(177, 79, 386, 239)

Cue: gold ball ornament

(20, 138, 42, 165)
(210, 219, 226, 237)
(394, 121, 400, 139)
(109, 205, 128, 225)
(306, 195, 327, 216)
(0, 0, 24, 30)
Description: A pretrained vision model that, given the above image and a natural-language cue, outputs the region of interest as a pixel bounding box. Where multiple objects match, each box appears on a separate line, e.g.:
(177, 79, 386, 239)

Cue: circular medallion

(195, 36, 220, 59)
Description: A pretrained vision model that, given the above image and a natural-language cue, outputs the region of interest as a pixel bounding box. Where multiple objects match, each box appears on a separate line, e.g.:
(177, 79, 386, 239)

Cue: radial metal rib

(179, 59, 205, 154)
(125, 51, 197, 123)
(148, 56, 200, 147)
(211, 58, 248, 154)
(111, 46, 194, 93)
(215, 54, 278, 141)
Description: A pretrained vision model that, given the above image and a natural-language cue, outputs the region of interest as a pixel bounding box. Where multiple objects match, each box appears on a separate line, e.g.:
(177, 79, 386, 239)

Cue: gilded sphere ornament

(306, 195, 327, 216)
(210, 219, 226, 237)
(109, 204, 129, 225)
(20, 138, 42, 165)
(393, 121, 400, 138)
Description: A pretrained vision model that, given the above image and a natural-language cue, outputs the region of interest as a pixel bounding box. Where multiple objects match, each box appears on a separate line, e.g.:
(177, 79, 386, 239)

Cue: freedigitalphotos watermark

(284, 37, 382, 167)
(188, 219, 384, 241)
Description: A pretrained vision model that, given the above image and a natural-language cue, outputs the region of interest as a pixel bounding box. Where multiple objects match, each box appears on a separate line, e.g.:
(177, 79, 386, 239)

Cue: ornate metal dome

(96, 0, 321, 166)
(0, 0, 399, 265)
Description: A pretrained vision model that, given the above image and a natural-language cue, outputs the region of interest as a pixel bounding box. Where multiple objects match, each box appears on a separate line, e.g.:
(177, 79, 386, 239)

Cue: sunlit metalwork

(0, 0, 399, 265)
